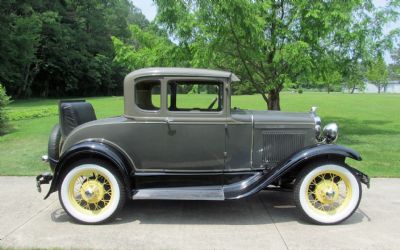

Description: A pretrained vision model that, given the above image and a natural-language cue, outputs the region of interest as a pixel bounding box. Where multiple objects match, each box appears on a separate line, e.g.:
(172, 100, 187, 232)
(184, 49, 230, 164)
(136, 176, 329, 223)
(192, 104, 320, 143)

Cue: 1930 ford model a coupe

(37, 67, 369, 225)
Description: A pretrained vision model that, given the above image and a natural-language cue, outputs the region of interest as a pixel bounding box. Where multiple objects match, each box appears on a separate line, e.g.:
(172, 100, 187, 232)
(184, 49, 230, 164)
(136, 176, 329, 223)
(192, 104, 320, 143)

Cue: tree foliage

(0, 0, 149, 98)
(155, 0, 399, 109)
(112, 24, 190, 71)
(0, 84, 10, 135)
(367, 54, 389, 93)
(390, 46, 400, 80)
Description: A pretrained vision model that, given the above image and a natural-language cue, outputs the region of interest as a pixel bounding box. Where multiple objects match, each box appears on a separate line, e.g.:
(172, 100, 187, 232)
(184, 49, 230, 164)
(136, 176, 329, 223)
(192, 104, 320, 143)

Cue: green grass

(0, 92, 399, 177)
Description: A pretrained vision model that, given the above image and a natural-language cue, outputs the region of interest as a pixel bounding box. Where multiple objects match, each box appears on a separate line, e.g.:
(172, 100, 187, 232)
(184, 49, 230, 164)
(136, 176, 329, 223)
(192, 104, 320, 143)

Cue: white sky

(131, 0, 399, 62)
(131, 0, 156, 21)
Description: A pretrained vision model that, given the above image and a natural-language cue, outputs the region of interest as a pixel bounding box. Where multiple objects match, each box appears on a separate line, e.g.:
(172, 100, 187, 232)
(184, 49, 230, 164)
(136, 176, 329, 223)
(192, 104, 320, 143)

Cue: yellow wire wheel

(294, 163, 361, 224)
(59, 161, 125, 224)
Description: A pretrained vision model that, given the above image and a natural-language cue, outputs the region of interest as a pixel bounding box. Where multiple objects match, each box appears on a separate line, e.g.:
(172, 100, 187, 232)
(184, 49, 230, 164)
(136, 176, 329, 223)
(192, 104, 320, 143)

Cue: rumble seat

(59, 100, 97, 137)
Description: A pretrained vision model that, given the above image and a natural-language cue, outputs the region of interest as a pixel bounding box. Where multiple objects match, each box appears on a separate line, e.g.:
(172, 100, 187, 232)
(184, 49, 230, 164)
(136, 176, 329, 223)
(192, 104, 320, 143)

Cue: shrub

(0, 84, 11, 135)
(298, 89, 303, 94)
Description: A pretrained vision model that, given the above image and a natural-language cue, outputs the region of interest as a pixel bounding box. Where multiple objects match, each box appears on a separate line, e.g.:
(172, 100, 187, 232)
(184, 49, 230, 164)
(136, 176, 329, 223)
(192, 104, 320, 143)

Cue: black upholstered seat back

(59, 100, 97, 137)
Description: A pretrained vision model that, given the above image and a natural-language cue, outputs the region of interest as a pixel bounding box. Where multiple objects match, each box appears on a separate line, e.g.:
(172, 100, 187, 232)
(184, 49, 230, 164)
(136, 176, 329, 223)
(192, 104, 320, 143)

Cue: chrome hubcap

(85, 189, 94, 198)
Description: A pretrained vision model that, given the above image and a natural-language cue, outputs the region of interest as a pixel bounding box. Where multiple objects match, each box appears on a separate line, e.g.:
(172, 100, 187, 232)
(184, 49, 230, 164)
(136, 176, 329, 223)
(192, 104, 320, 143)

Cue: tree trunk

(378, 85, 381, 94)
(267, 90, 280, 110)
(350, 85, 356, 94)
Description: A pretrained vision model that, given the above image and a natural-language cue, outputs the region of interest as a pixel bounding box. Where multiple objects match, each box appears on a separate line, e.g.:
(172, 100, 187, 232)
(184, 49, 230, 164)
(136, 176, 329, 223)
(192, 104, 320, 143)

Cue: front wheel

(58, 160, 126, 224)
(294, 163, 362, 225)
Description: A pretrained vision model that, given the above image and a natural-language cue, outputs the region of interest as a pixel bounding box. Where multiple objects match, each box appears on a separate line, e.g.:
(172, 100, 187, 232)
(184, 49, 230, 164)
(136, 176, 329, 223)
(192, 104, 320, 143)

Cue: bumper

(36, 172, 53, 192)
(350, 167, 370, 188)
(36, 154, 56, 193)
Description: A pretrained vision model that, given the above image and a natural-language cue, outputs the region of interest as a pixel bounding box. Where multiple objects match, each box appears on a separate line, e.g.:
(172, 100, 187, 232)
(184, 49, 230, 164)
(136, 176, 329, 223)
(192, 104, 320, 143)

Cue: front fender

(265, 143, 367, 186)
(44, 141, 133, 199)
(225, 144, 367, 199)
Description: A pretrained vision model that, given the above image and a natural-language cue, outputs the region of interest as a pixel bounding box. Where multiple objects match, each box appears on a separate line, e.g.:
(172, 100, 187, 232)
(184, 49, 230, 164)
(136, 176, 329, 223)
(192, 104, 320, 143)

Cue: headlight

(322, 123, 339, 144)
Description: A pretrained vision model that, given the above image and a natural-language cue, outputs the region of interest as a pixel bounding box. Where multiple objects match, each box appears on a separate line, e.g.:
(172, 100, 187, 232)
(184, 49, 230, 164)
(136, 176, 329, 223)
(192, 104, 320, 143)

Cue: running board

(132, 186, 225, 200)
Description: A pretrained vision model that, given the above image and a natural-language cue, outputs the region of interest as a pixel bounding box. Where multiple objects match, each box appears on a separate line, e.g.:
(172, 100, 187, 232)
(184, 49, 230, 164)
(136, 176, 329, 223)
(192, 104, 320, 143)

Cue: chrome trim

(132, 186, 225, 200)
(41, 155, 49, 162)
(310, 106, 322, 139)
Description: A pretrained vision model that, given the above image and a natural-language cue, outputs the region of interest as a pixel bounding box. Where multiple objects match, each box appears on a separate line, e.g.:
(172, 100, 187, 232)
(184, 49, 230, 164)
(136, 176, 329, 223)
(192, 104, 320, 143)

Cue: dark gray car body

(43, 68, 369, 200)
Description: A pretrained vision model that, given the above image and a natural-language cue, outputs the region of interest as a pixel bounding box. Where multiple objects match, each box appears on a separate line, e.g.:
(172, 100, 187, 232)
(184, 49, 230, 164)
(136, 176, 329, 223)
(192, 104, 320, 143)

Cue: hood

(231, 109, 314, 125)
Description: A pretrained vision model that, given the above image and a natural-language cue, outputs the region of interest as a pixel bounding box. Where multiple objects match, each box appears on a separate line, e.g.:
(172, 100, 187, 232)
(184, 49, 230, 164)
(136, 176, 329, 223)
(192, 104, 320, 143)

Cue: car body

(37, 67, 369, 224)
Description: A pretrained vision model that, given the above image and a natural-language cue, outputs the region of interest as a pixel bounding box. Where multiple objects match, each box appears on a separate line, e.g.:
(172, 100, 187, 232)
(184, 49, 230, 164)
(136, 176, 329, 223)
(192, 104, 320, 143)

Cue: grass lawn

(0, 92, 399, 177)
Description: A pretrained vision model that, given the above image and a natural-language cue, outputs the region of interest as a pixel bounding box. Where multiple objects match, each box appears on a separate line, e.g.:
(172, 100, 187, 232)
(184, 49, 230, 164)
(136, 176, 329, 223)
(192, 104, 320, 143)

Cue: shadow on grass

(51, 191, 367, 226)
(324, 116, 394, 136)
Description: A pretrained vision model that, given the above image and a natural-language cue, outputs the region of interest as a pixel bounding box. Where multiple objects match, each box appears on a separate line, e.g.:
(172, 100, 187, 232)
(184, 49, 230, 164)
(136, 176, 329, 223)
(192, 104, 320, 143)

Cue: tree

(112, 24, 190, 71)
(155, 0, 399, 109)
(311, 53, 343, 93)
(333, 0, 399, 94)
(342, 63, 366, 94)
(367, 54, 389, 93)
(0, 0, 43, 98)
(390, 47, 400, 80)
(152, 0, 360, 110)
(0, 0, 150, 98)
(0, 84, 10, 135)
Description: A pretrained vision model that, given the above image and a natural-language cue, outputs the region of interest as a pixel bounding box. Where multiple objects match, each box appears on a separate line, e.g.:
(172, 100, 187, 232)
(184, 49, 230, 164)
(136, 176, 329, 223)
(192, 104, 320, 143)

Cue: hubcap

(314, 180, 339, 204)
(68, 169, 113, 214)
(306, 171, 352, 215)
(80, 180, 105, 204)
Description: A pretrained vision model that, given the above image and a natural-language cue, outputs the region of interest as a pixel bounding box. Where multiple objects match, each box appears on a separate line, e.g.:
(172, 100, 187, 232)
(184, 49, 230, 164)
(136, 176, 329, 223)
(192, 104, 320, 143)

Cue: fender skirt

(43, 141, 133, 199)
(224, 144, 369, 199)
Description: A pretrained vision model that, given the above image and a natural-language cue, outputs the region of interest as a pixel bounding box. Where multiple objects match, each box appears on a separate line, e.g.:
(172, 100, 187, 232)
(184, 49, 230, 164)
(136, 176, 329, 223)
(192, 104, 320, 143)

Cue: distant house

(344, 80, 400, 93)
(364, 80, 400, 93)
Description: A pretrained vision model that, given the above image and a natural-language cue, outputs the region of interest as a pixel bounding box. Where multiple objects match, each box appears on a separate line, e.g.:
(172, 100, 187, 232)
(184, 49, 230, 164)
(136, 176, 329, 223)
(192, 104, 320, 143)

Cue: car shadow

(51, 190, 367, 226)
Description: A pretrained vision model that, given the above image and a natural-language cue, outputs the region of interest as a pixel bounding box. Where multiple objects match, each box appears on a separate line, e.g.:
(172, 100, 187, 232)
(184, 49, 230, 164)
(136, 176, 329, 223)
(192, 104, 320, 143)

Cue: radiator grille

(262, 132, 305, 164)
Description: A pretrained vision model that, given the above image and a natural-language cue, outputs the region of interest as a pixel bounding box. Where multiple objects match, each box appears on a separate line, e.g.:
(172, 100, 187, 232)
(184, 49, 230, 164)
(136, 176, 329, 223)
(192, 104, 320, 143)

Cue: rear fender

(44, 140, 134, 199)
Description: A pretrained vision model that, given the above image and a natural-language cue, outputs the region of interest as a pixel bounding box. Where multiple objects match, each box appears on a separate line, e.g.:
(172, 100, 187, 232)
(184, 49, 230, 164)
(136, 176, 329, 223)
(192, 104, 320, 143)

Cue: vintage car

(36, 67, 369, 225)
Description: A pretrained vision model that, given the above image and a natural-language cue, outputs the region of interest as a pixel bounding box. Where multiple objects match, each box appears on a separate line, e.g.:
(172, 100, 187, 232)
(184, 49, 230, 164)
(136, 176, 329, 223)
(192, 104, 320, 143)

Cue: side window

(168, 81, 223, 112)
(135, 80, 160, 111)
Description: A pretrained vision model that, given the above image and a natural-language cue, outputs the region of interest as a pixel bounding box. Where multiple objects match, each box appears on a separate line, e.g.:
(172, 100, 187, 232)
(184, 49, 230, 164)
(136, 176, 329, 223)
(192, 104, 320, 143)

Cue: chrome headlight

(322, 123, 339, 144)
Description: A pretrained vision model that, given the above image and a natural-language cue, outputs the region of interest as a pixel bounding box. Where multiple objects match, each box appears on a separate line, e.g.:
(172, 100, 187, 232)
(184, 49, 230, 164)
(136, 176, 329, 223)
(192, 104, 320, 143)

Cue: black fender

(224, 144, 368, 199)
(44, 141, 134, 199)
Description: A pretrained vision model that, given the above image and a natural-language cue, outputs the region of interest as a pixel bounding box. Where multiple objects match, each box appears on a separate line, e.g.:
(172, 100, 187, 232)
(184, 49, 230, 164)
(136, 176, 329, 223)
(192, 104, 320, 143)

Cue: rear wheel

(294, 163, 361, 224)
(58, 160, 126, 224)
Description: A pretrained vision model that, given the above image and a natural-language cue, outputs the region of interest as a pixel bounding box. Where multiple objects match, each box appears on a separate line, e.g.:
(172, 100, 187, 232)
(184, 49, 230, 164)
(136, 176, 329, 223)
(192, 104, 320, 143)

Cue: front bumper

(350, 167, 370, 188)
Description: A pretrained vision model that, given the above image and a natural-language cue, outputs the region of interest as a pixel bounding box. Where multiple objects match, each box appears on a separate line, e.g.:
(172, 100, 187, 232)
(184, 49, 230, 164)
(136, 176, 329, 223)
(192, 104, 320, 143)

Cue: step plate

(132, 186, 225, 201)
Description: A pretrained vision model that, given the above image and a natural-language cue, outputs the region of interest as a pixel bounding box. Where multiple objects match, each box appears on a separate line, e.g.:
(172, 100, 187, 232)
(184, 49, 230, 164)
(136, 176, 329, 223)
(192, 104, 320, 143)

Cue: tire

(58, 159, 126, 224)
(48, 124, 62, 170)
(294, 162, 362, 225)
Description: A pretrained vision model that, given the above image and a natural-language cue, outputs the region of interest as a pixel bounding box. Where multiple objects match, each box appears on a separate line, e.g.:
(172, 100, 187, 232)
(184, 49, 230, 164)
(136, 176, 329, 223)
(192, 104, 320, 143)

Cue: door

(163, 78, 226, 172)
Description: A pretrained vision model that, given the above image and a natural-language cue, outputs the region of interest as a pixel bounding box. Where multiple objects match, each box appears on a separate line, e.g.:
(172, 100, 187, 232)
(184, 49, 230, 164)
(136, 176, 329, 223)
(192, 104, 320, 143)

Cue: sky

(131, 0, 156, 21)
(131, 0, 399, 62)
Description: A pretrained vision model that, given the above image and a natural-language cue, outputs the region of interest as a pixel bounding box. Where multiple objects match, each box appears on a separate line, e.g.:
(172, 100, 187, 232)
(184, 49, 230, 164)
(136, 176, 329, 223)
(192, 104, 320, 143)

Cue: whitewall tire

(294, 163, 362, 224)
(58, 160, 125, 224)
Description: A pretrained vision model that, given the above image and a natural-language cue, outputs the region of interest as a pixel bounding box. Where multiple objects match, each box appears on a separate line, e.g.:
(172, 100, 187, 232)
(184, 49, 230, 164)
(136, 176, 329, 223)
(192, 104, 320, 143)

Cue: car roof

(125, 67, 240, 82)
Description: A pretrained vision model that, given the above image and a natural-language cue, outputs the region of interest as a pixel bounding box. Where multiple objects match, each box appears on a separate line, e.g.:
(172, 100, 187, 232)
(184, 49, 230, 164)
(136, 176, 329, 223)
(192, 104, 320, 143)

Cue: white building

(345, 80, 400, 93)
(365, 80, 400, 93)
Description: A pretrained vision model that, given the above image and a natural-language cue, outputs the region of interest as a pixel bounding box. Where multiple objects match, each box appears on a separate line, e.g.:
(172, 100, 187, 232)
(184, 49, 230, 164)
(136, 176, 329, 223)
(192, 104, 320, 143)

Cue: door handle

(165, 118, 173, 124)
(165, 118, 175, 135)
